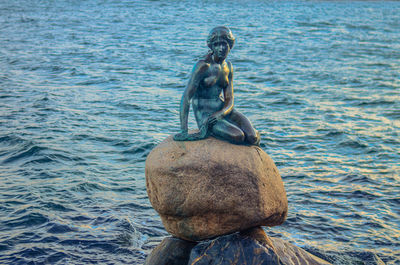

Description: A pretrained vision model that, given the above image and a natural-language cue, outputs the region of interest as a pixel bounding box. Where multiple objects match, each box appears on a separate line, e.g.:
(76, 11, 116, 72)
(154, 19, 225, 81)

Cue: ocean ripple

(0, 0, 399, 264)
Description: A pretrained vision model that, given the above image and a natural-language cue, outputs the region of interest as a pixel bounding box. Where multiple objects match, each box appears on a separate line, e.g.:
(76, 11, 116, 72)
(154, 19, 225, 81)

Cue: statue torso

(193, 61, 230, 113)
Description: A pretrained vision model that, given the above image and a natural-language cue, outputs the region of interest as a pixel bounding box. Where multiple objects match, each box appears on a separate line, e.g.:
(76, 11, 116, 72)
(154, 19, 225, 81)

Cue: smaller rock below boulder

(144, 237, 196, 265)
(189, 232, 281, 265)
(145, 229, 332, 265)
(188, 230, 331, 265)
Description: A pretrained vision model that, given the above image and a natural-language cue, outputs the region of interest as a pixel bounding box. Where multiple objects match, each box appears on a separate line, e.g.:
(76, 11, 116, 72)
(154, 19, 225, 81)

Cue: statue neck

(212, 54, 225, 64)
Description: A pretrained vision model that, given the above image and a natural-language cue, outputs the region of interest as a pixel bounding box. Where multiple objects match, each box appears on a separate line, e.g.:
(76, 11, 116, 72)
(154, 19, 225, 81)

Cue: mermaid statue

(174, 26, 260, 146)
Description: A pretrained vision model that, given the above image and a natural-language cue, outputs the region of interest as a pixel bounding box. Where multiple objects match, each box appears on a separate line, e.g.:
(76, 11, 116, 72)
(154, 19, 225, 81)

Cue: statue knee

(246, 130, 260, 145)
(247, 134, 258, 144)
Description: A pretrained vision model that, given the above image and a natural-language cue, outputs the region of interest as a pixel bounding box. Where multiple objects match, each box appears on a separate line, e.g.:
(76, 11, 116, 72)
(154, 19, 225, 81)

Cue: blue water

(0, 0, 399, 264)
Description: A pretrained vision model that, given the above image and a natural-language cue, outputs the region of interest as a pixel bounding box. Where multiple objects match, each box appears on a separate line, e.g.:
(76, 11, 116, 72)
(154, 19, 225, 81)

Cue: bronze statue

(174, 26, 260, 146)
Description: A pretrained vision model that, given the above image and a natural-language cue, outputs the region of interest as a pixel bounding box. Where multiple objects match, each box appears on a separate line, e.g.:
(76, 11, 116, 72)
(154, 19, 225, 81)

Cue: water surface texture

(0, 1, 399, 264)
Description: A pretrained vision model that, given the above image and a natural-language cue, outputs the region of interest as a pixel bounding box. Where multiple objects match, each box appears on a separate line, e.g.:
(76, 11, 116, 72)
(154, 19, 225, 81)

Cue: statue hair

(204, 26, 235, 62)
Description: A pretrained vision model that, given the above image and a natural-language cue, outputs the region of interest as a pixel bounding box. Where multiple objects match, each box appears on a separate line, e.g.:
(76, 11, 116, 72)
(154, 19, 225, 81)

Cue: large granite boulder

(145, 135, 288, 241)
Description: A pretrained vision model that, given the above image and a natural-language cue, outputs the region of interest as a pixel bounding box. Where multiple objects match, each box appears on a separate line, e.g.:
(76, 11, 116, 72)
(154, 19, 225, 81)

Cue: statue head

(207, 26, 235, 51)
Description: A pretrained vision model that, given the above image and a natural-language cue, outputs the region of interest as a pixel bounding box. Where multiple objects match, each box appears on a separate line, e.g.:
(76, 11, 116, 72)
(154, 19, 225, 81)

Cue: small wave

(115, 218, 137, 233)
(270, 97, 304, 106)
(110, 186, 135, 192)
(377, 81, 398, 90)
(351, 190, 379, 200)
(19, 16, 36, 23)
(112, 139, 133, 147)
(357, 99, 395, 107)
(2, 145, 48, 164)
(0, 135, 26, 145)
(16, 247, 50, 260)
(21, 155, 56, 165)
(305, 248, 385, 265)
(0, 93, 13, 98)
(160, 82, 185, 89)
(47, 223, 76, 234)
(293, 144, 316, 151)
(385, 197, 400, 205)
(68, 215, 92, 222)
(72, 182, 110, 193)
(44, 252, 68, 264)
(91, 215, 120, 227)
(362, 221, 385, 229)
(338, 139, 368, 149)
(245, 76, 276, 83)
(2, 200, 25, 206)
(115, 202, 153, 211)
(284, 175, 308, 180)
(365, 62, 394, 68)
(341, 212, 363, 220)
(285, 215, 304, 224)
(113, 232, 135, 248)
(324, 130, 346, 137)
(340, 174, 377, 184)
(116, 102, 144, 111)
(234, 58, 257, 64)
(41, 202, 75, 212)
(4, 212, 48, 229)
(20, 151, 83, 166)
(72, 133, 121, 145)
(318, 188, 379, 201)
(383, 111, 400, 119)
(136, 225, 168, 238)
(59, 238, 120, 253)
(76, 78, 109, 86)
(296, 21, 335, 28)
(262, 90, 280, 96)
(345, 23, 376, 31)
(122, 142, 156, 157)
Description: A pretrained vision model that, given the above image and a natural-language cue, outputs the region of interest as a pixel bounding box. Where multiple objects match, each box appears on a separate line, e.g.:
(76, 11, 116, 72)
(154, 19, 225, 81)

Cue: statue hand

(173, 131, 189, 141)
(207, 113, 223, 127)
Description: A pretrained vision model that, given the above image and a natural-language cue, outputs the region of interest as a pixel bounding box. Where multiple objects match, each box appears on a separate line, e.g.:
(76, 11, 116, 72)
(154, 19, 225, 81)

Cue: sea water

(0, 0, 399, 264)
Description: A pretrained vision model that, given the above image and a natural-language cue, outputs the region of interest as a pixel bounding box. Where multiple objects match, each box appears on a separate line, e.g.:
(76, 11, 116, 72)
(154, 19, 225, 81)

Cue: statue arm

(179, 88, 191, 133)
(179, 61, 208, 133)
(222, 61, 234, 117)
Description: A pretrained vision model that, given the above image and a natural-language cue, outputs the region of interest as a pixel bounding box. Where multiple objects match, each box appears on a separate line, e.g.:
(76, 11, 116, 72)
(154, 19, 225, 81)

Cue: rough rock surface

(145, 229, 332, 265)
(188, 232, 281, 265)
(145, 135, 288, 241)
(144, 237, 196, 265)
(269, 237, 331, 265)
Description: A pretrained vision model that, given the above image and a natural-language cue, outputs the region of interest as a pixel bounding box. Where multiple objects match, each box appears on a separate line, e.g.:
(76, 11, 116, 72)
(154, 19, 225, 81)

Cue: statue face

(212, 40, 230, 61)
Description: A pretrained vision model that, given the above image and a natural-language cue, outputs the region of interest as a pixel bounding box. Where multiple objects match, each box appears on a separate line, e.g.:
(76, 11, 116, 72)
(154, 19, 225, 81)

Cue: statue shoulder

(192, 60, 210, 75)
